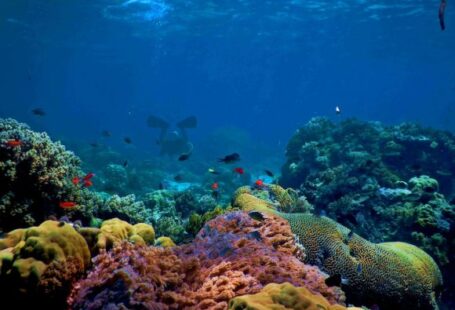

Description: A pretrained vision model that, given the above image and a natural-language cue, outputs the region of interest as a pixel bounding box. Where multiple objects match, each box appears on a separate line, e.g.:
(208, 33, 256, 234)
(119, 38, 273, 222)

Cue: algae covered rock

(234, 191, 443, 310)
(0, 220, 90, 307)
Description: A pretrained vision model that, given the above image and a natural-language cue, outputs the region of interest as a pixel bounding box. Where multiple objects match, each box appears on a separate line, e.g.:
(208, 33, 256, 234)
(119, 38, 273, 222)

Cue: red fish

(83, 180, 93, 188)
(255, 179, 265, 188)
(72, 177, 80, 185)
(59, 201, 77, 209)
(83, 172, 95, 181)
(233, 167, 244, 174)
(5, 139, 22, 147)
(211, 182, 219, 190)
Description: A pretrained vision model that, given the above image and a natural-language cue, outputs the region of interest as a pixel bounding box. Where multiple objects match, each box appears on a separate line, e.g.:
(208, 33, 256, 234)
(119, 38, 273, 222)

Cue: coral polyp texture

(229, 282, 360, 310)
(0, 220, 90, 308)
(69, 211, 345, 309)
(233, 192, 443, 310)
(0, 118, 83, 230)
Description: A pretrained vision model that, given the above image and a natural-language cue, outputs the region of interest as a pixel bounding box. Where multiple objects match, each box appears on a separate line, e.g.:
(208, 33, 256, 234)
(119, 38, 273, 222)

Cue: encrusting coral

(69, 211, 345, 309)
(233, 191, 444, 310)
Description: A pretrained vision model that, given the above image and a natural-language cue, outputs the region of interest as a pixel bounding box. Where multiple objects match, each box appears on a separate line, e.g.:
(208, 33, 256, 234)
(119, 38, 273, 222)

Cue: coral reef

(0, 220, 90, 308)
(278, 118, 455, 267)
(229, 282, 358, 310)
(234, 192, 444, 310)
(69, 211, 345, 309)
(93, 194, 152, 225)
(0, 118, 83, 230)
(155, 236, 176, 248)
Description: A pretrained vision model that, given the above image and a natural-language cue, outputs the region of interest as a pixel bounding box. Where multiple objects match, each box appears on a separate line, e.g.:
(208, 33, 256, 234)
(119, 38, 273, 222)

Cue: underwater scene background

(0, 0, 454, 309)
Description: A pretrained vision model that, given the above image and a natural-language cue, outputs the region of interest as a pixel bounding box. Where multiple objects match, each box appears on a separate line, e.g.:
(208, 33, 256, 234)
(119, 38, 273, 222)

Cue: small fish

(248, 231, 262, 241)
(101, 130, 112, 138)
(347, 230, 354, 239)
(335, 106, 341, 114)
(123, 137, 132, 144)
(31, 108, 46, 116)
(208, 168, 220, 175)
(123, 160, 128, 167)
(72, 177, 80, 185)
(211, 182, 219, 190)
(218, 153, 240, 164)
(174, 174, 184, 182)
(178, 153, 191, 161)
(89, 143, 99, 148)
(83, 180, 93, 187)
(254, 179, 265, 188)
(83, 172, 95, 181)
(248, 211, 265, 221)
(264, 169, 274, 177)
(158, 182, 165, 190)
(439, 0, 447, 30)
(59, 201, 77, 209)
(5, 139, 22, 147)
(357, 263, 362, 274)
(211, 190, 220, 200)
(233, 167, 244, 174)
(324, 274, 349, 287)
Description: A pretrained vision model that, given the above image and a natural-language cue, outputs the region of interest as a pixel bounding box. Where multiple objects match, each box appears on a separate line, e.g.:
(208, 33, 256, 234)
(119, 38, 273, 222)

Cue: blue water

(1, 1, 454, 152)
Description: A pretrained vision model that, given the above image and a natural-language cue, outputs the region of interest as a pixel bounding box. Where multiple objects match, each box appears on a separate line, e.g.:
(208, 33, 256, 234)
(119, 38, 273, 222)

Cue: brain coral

(0, 118, 83, 230)
(69, 211, 345, 309)
(0, 220, 90, 308)
(234, 192, 443, 310)
(229, 282, 359, 310)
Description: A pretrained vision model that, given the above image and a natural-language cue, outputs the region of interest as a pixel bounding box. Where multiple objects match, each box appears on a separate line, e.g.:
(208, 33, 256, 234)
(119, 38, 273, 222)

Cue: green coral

(0, 220, 90, 307)
(234, 192, 443, 310)
(186, 206, 229, 236)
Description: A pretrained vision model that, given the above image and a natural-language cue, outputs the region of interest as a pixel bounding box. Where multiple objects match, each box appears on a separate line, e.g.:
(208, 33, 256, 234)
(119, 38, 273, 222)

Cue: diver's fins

(147, 115, 169, 129)
(177, 116, 197, 129)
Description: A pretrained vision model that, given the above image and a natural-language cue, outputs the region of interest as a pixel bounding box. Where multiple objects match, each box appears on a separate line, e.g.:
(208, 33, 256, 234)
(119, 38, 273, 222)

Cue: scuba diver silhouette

(147, 115, 197, 156)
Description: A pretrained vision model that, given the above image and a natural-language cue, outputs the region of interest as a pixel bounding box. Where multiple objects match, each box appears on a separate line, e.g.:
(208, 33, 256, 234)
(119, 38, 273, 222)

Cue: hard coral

(229, 282, 353, 310)
(234, 192, 444, 310)
(69, 211, 345, 310)
(0, 220, 90, 308)
(0, 118, 83, 230)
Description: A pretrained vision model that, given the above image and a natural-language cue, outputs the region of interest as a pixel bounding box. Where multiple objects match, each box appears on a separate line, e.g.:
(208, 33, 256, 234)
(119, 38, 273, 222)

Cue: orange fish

(83, 180, 93, 187)
(83, 172, 95, 181)
(72, 177, 80, 185)
(211, 182, 219, 190)
(5, 139, 22, 147)
(233, 167, 244, 174)
(255, 179, 265, 188)
(59, 201, 77, 209)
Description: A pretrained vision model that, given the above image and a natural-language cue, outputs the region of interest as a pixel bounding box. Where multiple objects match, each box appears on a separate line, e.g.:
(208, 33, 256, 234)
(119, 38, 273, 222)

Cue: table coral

(69, 211, 345, 309)
(229, 282, 355, 310)
(0, 220, 90, 308)
(234, 192, 444, 310)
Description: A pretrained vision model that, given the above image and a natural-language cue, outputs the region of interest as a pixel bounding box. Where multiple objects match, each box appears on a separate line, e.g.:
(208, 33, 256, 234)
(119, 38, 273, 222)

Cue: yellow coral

(0, 220, 90, 292)
(233, 192, 443, 309)
(228, 282, 349, 310)
(154, 236, 176, 248)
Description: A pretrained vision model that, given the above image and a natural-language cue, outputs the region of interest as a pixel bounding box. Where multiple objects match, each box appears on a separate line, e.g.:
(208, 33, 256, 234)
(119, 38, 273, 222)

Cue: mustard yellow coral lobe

(233, 192, 443, 309)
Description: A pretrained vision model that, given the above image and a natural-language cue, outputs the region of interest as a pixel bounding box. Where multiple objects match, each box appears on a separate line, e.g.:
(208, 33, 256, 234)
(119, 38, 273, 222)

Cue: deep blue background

(0, 0, 454, 161)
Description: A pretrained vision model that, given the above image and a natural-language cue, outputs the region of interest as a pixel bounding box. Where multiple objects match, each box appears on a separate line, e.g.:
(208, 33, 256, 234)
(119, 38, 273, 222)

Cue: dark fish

(347, 230, 354, 239)
(211, 190, 220, 200)
(178, 153, 191, 161)
(248, 211, 265, 222)
(123, 137, 132, 144)
(89, 143, 99, 148)
(325, 274, 342, 287)
(101, 130, 112, 138)
(174, 174, 184, 181)
(123, 160, 128, 167)
(218, 153, 240, 164)
(158, 182, 165, 190)
(439, 0, 447, 30)
(248, 231, 262, 241)
(357, 263, 362, 273)
(31, 108, 46, 116)
(264, 169, 274, 177)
